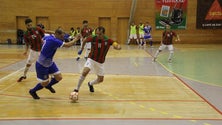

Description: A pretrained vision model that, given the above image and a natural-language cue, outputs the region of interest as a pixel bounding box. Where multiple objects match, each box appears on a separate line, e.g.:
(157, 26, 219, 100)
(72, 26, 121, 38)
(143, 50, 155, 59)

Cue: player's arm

(175, 34, 180, 42)
(63, 34, 81, 47)
(112, 41, 121, 50)
(77, 36, 91, 55)
(23, 36, 29, 55)
(45, 30, 55, 35)
(80, 37, 89, 50)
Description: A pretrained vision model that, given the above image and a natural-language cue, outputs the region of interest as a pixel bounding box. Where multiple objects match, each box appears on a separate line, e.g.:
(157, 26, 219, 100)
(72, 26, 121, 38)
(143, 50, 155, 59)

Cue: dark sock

(46, 78, 58, 88)
(150, 41, 153, 46)
(30, 83, 43, 92)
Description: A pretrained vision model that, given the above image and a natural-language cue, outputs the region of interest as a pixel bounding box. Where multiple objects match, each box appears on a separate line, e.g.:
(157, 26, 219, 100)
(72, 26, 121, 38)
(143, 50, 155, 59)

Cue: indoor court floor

(0, 44, 222, 125)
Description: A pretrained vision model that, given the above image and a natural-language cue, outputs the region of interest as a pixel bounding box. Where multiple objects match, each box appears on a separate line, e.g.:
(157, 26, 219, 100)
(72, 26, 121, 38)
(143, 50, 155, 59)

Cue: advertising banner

(155, 0, 187, 30)
(196, 0, 222, 29)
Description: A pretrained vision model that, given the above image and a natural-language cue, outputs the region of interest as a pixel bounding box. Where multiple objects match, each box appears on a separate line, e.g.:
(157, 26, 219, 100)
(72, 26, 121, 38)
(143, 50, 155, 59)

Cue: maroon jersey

(86, 35, 114, 63)
(162, 30, 177, 45)
(81, 27, 92, 38)
(24, 27, 45, 51)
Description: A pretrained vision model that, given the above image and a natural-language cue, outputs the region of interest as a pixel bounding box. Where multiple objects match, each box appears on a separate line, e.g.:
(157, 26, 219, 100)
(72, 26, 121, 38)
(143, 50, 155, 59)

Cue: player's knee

(97, 77, 104, 83)
(54, 73, 62, 82)
(82, 68, 90, 76)
(26, 64, 31, 67)
(56, 75, 62, 81)
(82, 71, 89, 76)
(170, 50, 174, 54)
(41, 81, 49, 87)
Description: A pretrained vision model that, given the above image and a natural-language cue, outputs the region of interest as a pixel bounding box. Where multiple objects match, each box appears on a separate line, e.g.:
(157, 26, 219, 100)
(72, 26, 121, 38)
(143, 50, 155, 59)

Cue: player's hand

(23, 51, 27, 56)
(175, 39, 180, 42)
(75, 34, 81, 39)
(78, 49, 82, 55)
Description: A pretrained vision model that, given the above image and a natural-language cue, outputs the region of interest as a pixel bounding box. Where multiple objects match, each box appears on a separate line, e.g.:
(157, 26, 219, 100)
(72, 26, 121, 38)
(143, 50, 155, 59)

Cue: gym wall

(0, 0, 221, 44)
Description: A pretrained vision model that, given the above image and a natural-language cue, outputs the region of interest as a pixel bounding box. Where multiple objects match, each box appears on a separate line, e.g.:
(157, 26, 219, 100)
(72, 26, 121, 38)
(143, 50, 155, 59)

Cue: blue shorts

(36, 62, 60, 81)
(144, 35, 152, 39)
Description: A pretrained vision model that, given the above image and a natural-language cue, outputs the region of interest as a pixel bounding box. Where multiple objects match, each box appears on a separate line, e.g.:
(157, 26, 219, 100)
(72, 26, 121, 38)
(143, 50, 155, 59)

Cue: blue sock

(30, 83, 43, 92)
(149, 41, 153, 46)
(46, 78, 58, 88)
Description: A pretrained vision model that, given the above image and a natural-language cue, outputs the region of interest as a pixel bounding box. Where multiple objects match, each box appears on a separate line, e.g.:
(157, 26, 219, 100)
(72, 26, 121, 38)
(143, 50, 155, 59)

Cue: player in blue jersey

(143, 22, 153, 47)
(29, 28, 80, 99)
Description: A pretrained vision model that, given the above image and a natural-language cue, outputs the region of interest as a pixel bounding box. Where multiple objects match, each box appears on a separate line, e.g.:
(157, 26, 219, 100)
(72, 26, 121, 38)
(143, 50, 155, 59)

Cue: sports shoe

(17, 76, 26, 82)
(76, 57, 80, 61)
(88, 82, 94, 92)
(45, 86, 56, 93)
(168, 59, 172, 63)
(152, 57, 157, 62)
(29, 90, 40, 99)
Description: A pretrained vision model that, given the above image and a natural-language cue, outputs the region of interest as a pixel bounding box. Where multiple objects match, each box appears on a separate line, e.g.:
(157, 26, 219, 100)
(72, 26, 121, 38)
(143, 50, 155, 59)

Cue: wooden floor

(0, 44, 222, 125)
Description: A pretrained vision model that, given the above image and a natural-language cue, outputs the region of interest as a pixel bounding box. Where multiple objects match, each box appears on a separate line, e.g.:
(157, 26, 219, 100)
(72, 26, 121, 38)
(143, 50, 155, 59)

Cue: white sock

(154, 50, 160, 58)
(23, 66, 30, 77)
(89, 79, 99, 85)
(168, 51, 174, 60)
(76, 75, 85, 90)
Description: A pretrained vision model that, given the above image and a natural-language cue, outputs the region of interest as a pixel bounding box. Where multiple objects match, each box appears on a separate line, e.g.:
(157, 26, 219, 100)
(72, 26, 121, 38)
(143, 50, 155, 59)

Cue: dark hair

(82, 20, 88, 24)
(37, 23, 45, 29)
(25, 18, 32, 24)
(96, 26, 105, 34)
(55, 28, 64, 35)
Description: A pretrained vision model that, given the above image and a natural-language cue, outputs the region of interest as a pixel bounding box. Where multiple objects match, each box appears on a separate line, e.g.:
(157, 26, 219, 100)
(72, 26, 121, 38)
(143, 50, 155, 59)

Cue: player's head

(37, 23, 45, 29)
(165, 24, 171, 30)
(96, 26, 105, 39)
(70, 27, 74, 31)
(25, 18, 33, 30)
(55, 28, 65, 41)
(82, 20, 88, 27)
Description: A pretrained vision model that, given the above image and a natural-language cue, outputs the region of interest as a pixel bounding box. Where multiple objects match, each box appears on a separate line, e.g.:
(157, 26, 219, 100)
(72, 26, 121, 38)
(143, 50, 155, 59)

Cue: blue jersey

(144, 26, 152, 39)
(37, 35, 64, 67)
(144, 26, 152, 34)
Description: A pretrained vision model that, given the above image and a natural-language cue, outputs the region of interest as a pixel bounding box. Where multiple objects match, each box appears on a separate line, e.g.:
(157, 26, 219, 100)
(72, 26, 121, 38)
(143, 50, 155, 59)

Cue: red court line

(174, 74, 222, 115)
(0, 93, 204, 102)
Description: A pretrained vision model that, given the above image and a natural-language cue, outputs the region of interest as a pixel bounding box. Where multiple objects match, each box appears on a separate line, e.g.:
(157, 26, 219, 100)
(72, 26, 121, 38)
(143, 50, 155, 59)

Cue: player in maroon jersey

(71, 26, 121, 96)
(153, 24, 180, 63)
(76, 20, 93, 61)
(17, 18, 45, 82)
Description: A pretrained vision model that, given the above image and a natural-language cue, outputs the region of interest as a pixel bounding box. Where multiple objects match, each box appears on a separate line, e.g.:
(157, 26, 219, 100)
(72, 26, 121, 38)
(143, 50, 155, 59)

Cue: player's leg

(127, 34, 133, 45)
(84, 43, 91, 60)
(148, 37, 153, 47)
(18, 50, 39, 82)
(88, 61, 104, 92)
(167, 45, 174, 63)
(153, 44, 166, 61)
(29, 62, 49, 99)
(45, 62, 62, 93)
(76, 38, 84, 61)
(139, 34, 144, 46)
(74, 59, 92, 92)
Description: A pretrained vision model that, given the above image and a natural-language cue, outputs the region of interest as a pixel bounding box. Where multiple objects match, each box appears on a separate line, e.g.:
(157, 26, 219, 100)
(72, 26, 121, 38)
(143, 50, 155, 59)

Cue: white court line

(0, 67, 24, 93)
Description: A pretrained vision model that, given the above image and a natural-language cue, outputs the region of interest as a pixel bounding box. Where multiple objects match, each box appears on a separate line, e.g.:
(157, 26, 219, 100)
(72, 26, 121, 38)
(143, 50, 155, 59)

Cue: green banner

(155, 0, 187, 30)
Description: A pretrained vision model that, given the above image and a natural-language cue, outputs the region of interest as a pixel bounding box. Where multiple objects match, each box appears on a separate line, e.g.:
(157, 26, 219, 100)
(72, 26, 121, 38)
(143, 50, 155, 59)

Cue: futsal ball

(69, 91, 78, 102)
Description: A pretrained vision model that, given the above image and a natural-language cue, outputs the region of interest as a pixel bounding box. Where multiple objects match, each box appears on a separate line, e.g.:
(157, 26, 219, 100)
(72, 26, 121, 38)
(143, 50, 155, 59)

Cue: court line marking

(0, 67, 24, 93)
(174, 74, 222, 115)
